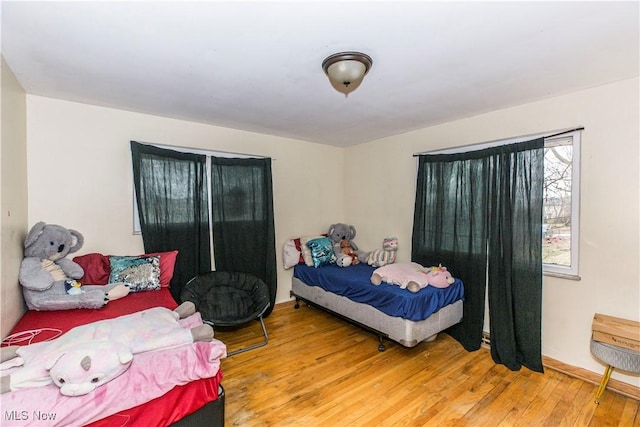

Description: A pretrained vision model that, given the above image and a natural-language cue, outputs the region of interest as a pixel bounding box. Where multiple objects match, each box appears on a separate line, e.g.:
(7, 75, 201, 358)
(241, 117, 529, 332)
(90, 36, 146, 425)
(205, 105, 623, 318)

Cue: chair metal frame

(205, 303, 270, 357)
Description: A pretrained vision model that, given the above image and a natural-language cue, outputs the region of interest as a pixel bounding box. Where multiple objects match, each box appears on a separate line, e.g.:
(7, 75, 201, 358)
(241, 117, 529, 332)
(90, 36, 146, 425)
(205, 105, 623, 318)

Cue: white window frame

(542, 131, 580, 279)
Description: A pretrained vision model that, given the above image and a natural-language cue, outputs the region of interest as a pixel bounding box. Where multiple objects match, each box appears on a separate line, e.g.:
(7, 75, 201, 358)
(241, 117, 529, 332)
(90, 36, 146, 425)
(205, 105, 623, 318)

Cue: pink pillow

(140, 250, 178, 288)
(73, 253, 111, 285)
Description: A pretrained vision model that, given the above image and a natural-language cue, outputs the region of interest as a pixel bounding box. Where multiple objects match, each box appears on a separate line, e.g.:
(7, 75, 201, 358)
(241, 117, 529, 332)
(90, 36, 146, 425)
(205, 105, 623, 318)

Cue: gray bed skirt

(291, 277, 463, 348)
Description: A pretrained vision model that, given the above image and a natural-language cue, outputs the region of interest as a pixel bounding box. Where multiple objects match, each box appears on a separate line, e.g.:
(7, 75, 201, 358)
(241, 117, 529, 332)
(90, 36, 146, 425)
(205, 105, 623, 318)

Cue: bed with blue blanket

(291, 263, 464, 350)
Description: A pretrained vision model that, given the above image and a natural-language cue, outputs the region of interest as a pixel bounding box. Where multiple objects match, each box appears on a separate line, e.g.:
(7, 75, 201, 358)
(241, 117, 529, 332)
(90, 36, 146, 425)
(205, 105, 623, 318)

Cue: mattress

(293, 263, 464, 321)
(1, 288, 224, 427)
(292, 263, 464, 347)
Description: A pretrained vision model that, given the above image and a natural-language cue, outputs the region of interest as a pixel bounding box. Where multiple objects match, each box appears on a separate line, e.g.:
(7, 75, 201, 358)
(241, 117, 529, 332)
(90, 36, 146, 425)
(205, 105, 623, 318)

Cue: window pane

(542, 142, 572, 267)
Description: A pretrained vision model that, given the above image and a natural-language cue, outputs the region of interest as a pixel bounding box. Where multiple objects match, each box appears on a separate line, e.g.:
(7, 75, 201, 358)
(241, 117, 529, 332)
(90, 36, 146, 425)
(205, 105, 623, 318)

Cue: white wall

(345, 77, 640, 387)
(15, 77, 640, 387)
(0, 57, 28, 337)
(25, 96, 344, 306)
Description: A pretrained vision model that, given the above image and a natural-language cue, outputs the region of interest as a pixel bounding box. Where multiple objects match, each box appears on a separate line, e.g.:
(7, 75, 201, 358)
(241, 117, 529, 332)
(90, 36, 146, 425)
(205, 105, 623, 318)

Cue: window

(131, 141, 277, 304)
(133, 144, 255, 234)
(542, 131, 580, 278)
(414, 128, 581, 279)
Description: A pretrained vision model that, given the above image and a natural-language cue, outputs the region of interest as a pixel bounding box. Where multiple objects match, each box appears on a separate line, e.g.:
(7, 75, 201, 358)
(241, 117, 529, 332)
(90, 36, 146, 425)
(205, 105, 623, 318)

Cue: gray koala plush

(19, 222, 130, 311)
(327, 223, 370, 267)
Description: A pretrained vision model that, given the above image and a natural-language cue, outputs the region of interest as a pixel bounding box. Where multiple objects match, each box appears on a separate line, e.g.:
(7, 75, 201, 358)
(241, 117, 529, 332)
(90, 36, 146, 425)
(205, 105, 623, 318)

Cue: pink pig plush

(46, 341, 133, 396)
(371, 262, 455, 292)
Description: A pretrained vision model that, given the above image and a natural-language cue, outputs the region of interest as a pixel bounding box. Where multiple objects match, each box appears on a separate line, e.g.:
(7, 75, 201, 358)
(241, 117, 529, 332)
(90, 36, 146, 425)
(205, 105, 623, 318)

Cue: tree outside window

(542, 132, 580, 278)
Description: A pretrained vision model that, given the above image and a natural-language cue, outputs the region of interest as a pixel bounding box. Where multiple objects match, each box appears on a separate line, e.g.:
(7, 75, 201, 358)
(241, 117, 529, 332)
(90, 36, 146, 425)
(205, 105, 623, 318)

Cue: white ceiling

(2, 1, 638, 147)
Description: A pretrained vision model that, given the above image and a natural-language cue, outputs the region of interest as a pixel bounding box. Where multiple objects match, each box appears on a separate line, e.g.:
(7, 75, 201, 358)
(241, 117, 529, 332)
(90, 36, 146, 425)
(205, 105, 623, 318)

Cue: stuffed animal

(367, 237, 398, 267)
(420, 265, 455, 290)
(339, 240, 360, 266)
(327, 223, 369, 267)
(0, 302, 215, 396)
(65, 279, 83, 295)
(371, 262, 455, 292)
(335, 256, 352, 267)
(19, 222, 130, 311)
(46, 341, 133, 397)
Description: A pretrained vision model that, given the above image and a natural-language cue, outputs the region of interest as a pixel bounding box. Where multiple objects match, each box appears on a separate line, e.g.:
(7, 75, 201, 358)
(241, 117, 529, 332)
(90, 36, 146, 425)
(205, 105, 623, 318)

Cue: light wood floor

(214, 302, 640, 427)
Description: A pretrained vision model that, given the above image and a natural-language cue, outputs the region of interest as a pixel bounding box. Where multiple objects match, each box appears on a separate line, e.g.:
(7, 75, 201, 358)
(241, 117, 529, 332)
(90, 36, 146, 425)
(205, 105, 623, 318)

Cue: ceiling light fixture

(322, 51, 373, 97)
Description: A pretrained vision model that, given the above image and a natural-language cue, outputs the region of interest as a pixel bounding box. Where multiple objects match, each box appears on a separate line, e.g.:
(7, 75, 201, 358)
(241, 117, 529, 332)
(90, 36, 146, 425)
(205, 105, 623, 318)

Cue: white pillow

(282, 239, 301, 270)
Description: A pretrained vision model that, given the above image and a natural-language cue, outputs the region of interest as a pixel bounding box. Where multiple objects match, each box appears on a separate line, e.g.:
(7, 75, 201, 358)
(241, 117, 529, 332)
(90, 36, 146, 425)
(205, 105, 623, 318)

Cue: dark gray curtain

(412, 138, 544, 372)
(130, 141, 211, 302)
(210, 157, 277, 316)
(412, 150, 491, 355)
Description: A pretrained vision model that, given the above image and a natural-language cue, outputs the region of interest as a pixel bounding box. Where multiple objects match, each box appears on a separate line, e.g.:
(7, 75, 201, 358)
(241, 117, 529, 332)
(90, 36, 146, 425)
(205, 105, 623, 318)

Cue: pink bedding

(1, 312, 226, 426)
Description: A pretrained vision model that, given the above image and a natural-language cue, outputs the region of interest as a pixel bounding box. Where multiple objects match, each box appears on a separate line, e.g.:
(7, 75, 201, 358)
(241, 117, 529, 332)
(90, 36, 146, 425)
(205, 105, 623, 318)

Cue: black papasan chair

(181, 271, 271, 356)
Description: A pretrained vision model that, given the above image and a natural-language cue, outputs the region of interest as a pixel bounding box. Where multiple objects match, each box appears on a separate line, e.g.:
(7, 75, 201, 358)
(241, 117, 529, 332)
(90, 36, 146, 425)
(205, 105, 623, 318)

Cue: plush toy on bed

(19, 222, 130, 311)
(371, 262, 455, 292)
(327, 223, 370, 267)
(45, 341, 134, 397)
(0, 302, 215, 396)
(367, 237, 398, 267)
(339, 240, 360, 266)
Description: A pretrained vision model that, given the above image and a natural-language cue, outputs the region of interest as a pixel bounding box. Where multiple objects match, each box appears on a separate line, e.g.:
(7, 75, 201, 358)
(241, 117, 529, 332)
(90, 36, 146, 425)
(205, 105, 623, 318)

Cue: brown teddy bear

(340, 240, 360, 265)
(328, 223, 370, 267)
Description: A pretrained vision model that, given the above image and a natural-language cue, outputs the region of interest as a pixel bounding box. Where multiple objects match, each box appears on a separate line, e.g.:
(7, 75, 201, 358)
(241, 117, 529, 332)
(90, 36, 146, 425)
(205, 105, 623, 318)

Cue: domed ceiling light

(322, 52, 373, 97)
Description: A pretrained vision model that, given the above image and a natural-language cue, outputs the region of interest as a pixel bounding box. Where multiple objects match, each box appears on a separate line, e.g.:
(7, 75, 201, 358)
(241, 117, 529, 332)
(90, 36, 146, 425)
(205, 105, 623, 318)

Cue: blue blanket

(293, 263, 464, 321)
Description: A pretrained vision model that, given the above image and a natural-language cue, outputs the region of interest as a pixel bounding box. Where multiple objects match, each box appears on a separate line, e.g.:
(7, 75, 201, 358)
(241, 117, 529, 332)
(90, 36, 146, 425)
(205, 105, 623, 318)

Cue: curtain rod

(412, 126, 584, 157)
(133, 140, 274, 160)
(544, 127, 584, 139)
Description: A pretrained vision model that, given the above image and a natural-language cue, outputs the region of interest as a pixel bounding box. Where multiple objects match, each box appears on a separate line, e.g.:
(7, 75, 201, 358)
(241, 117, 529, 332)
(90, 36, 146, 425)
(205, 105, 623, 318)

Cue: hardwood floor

(213, 302, 640, 426)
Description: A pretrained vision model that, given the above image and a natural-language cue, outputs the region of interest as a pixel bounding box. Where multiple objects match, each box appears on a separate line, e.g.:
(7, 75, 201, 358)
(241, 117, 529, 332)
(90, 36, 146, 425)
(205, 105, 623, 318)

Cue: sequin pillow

(108, 255, 161, 292)
(299, 235, 326, 266)
(305, 237, 336, 268)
